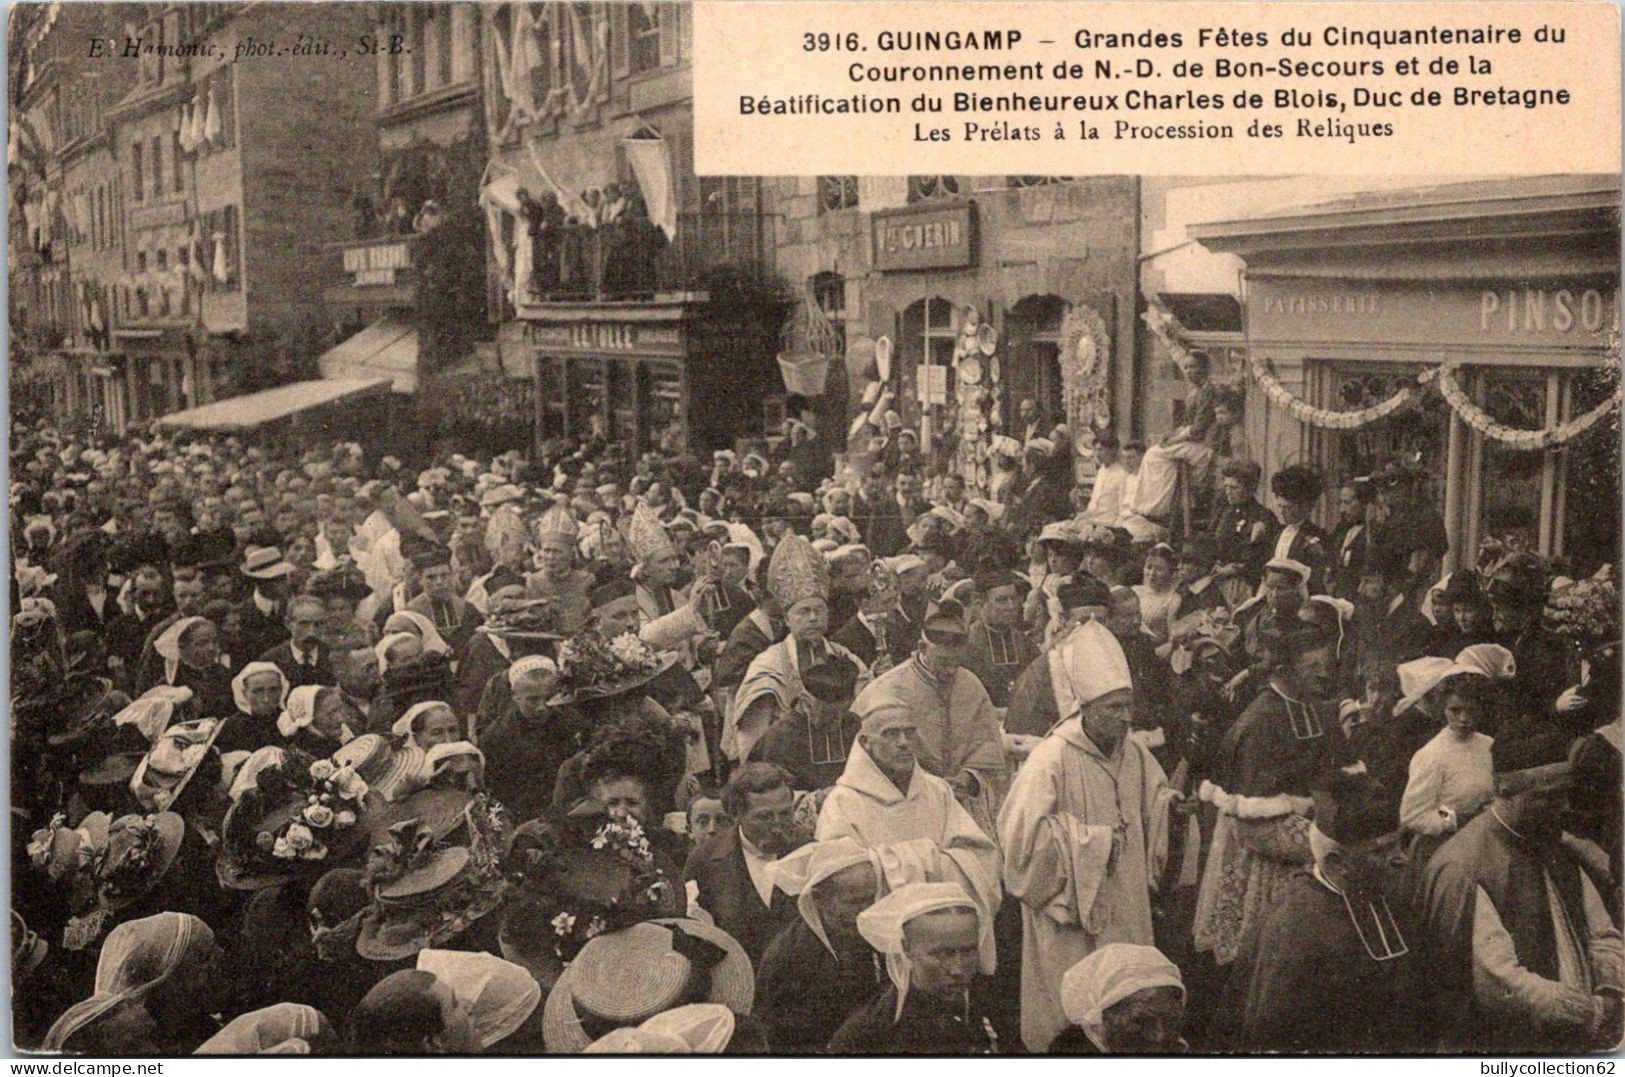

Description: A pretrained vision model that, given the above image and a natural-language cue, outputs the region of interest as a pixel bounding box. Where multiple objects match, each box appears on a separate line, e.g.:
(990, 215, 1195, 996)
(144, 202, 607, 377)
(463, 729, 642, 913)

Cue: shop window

(1474, 371, 1553, 558)
(537, 356, 568, 437)
(817, 176, 859, 213)
(898, 296, 958, 401)
(907, 175, 960, 203)
(1005, 295, 1068, 431)
(640, 362, 684, 453)
(1559, 366, 1620, 573)
(1007, 176, 1072, 187)
(1321, 364, 1449, 486)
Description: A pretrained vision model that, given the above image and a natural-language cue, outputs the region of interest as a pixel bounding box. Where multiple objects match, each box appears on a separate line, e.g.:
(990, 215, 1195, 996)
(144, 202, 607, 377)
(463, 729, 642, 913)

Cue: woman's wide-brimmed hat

(130, 718, 224, 812)
(354, 812, 510, 962)
(547, 630, 677, 707)
(364, 785, 475, 845)
(44, 674, 125, 748)
(332, 733, 422, 804)
(216, 760, 374, 892)
(541, 918, 753, 1053)
(93, 811, 186, 911)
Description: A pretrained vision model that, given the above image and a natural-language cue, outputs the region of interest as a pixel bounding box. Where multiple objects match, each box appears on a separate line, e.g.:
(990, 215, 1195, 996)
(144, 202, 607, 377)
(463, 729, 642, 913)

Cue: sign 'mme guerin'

(871, 201, 978, 271)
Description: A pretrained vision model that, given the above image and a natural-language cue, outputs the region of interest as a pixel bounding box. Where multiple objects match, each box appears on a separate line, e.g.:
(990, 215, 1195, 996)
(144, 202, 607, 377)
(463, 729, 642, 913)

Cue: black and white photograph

(6, 0, 1623, 1058)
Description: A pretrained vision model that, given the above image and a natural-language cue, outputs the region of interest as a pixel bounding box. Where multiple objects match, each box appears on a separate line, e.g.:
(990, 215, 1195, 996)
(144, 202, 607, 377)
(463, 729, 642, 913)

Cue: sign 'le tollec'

(528, 322, 685, 354)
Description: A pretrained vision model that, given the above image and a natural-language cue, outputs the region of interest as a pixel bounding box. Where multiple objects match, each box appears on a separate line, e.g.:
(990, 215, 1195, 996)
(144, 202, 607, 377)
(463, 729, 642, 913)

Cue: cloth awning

(318, 317, 418, 392)
(156, 378, 390, 431)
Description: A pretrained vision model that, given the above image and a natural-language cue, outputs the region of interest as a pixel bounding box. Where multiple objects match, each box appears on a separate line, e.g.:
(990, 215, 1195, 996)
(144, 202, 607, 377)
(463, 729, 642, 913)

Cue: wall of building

(234, 3, 378, 350)
(770, 175, 1141, 463)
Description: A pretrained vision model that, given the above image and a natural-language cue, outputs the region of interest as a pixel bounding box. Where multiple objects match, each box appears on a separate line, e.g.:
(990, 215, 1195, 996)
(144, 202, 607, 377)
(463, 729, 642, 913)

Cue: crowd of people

(9, 394, 1621, 1056)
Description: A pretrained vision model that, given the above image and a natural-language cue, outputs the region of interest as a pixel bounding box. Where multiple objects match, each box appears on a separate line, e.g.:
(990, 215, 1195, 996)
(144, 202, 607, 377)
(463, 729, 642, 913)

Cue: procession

(9, 1, 1623, 1060)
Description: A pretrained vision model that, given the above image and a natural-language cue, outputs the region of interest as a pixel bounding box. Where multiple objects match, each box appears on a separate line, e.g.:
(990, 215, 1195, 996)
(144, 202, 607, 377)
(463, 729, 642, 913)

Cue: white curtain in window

(858, 176, 907, 211)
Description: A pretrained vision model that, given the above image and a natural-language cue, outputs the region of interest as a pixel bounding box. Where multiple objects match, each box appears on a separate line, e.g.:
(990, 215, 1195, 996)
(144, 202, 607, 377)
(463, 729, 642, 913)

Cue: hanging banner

(622, 134, 679, 241)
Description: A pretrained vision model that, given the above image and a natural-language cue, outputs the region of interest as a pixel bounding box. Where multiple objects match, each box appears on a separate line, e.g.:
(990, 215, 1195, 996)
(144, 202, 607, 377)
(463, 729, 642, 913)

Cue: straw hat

(541, 918, 754, 1053)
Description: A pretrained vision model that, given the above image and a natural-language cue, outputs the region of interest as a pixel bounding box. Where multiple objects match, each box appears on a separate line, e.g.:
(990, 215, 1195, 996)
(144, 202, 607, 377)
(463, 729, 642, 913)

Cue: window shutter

(677, 3, 692, 63)
(658, 4, 678, 67)
(611, 4, 630, 78)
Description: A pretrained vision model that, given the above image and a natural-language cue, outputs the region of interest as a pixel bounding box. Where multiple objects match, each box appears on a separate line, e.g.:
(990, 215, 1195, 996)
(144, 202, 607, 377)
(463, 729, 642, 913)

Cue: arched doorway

(1004, 294, 1067, 435)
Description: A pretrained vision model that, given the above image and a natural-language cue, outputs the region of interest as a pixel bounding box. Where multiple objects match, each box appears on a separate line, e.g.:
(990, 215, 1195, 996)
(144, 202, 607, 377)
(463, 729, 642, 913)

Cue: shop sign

(871, 202, 977, 272)
(916, 364, 949, 404)
(528, 321, 683, 354)
(130, 201, 189, 230)
(1250, 279, 1620, 352)
(341, 240, 413, 286)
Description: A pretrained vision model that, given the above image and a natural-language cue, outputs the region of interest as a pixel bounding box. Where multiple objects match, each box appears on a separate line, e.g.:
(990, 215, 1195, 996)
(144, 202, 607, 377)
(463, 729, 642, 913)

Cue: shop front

(1191, 176, 1621, 574)
(112, 327, 220, 428)
(830, 182, 1139, 490)
(523, 299, 782, 457)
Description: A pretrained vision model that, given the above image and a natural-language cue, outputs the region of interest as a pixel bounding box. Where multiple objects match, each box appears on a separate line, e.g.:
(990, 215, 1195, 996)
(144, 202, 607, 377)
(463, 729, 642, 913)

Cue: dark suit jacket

(236, 597, 290, 664)
(406, 593, 485, 658)
(855, 496, 908, 558)
(831, 611, 908, 669)
(683, 827, 808, 964)
(258, 640, 337, 690)
(54, 579, 117, 637)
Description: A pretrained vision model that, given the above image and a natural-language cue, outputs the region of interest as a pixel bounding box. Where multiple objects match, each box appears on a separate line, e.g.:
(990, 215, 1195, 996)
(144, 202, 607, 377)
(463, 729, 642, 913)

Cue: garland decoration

(1435, 361, 1621, 450)
(1250, 355, 1426, 431)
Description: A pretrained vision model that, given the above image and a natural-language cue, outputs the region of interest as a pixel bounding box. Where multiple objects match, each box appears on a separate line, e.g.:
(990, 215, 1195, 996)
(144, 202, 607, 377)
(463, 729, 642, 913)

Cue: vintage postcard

(9, 0, 1622, 1060)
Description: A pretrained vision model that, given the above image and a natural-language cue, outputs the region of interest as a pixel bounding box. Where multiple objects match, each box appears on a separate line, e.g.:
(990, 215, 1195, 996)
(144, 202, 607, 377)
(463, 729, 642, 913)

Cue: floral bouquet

(1545, 565, 1620, 648)
(552, 627, 668, 702)
(265, 757, 370, 861)
(221, 752, 371, 886)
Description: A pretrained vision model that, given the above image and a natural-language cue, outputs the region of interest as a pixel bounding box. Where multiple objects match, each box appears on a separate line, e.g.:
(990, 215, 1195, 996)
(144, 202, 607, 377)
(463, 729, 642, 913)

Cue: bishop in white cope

(997, 618, 1181, 1051)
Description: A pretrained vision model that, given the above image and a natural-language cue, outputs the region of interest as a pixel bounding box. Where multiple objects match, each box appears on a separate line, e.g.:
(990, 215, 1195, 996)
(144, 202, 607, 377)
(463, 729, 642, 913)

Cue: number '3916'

(803, 32, 861, 51)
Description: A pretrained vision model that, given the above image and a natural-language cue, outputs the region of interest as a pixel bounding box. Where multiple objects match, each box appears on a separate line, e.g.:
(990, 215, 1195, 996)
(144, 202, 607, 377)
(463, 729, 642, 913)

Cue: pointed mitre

(628, 501, 677, 565)
(767, 532, 830, 612)
(536, 500, 580, 547)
